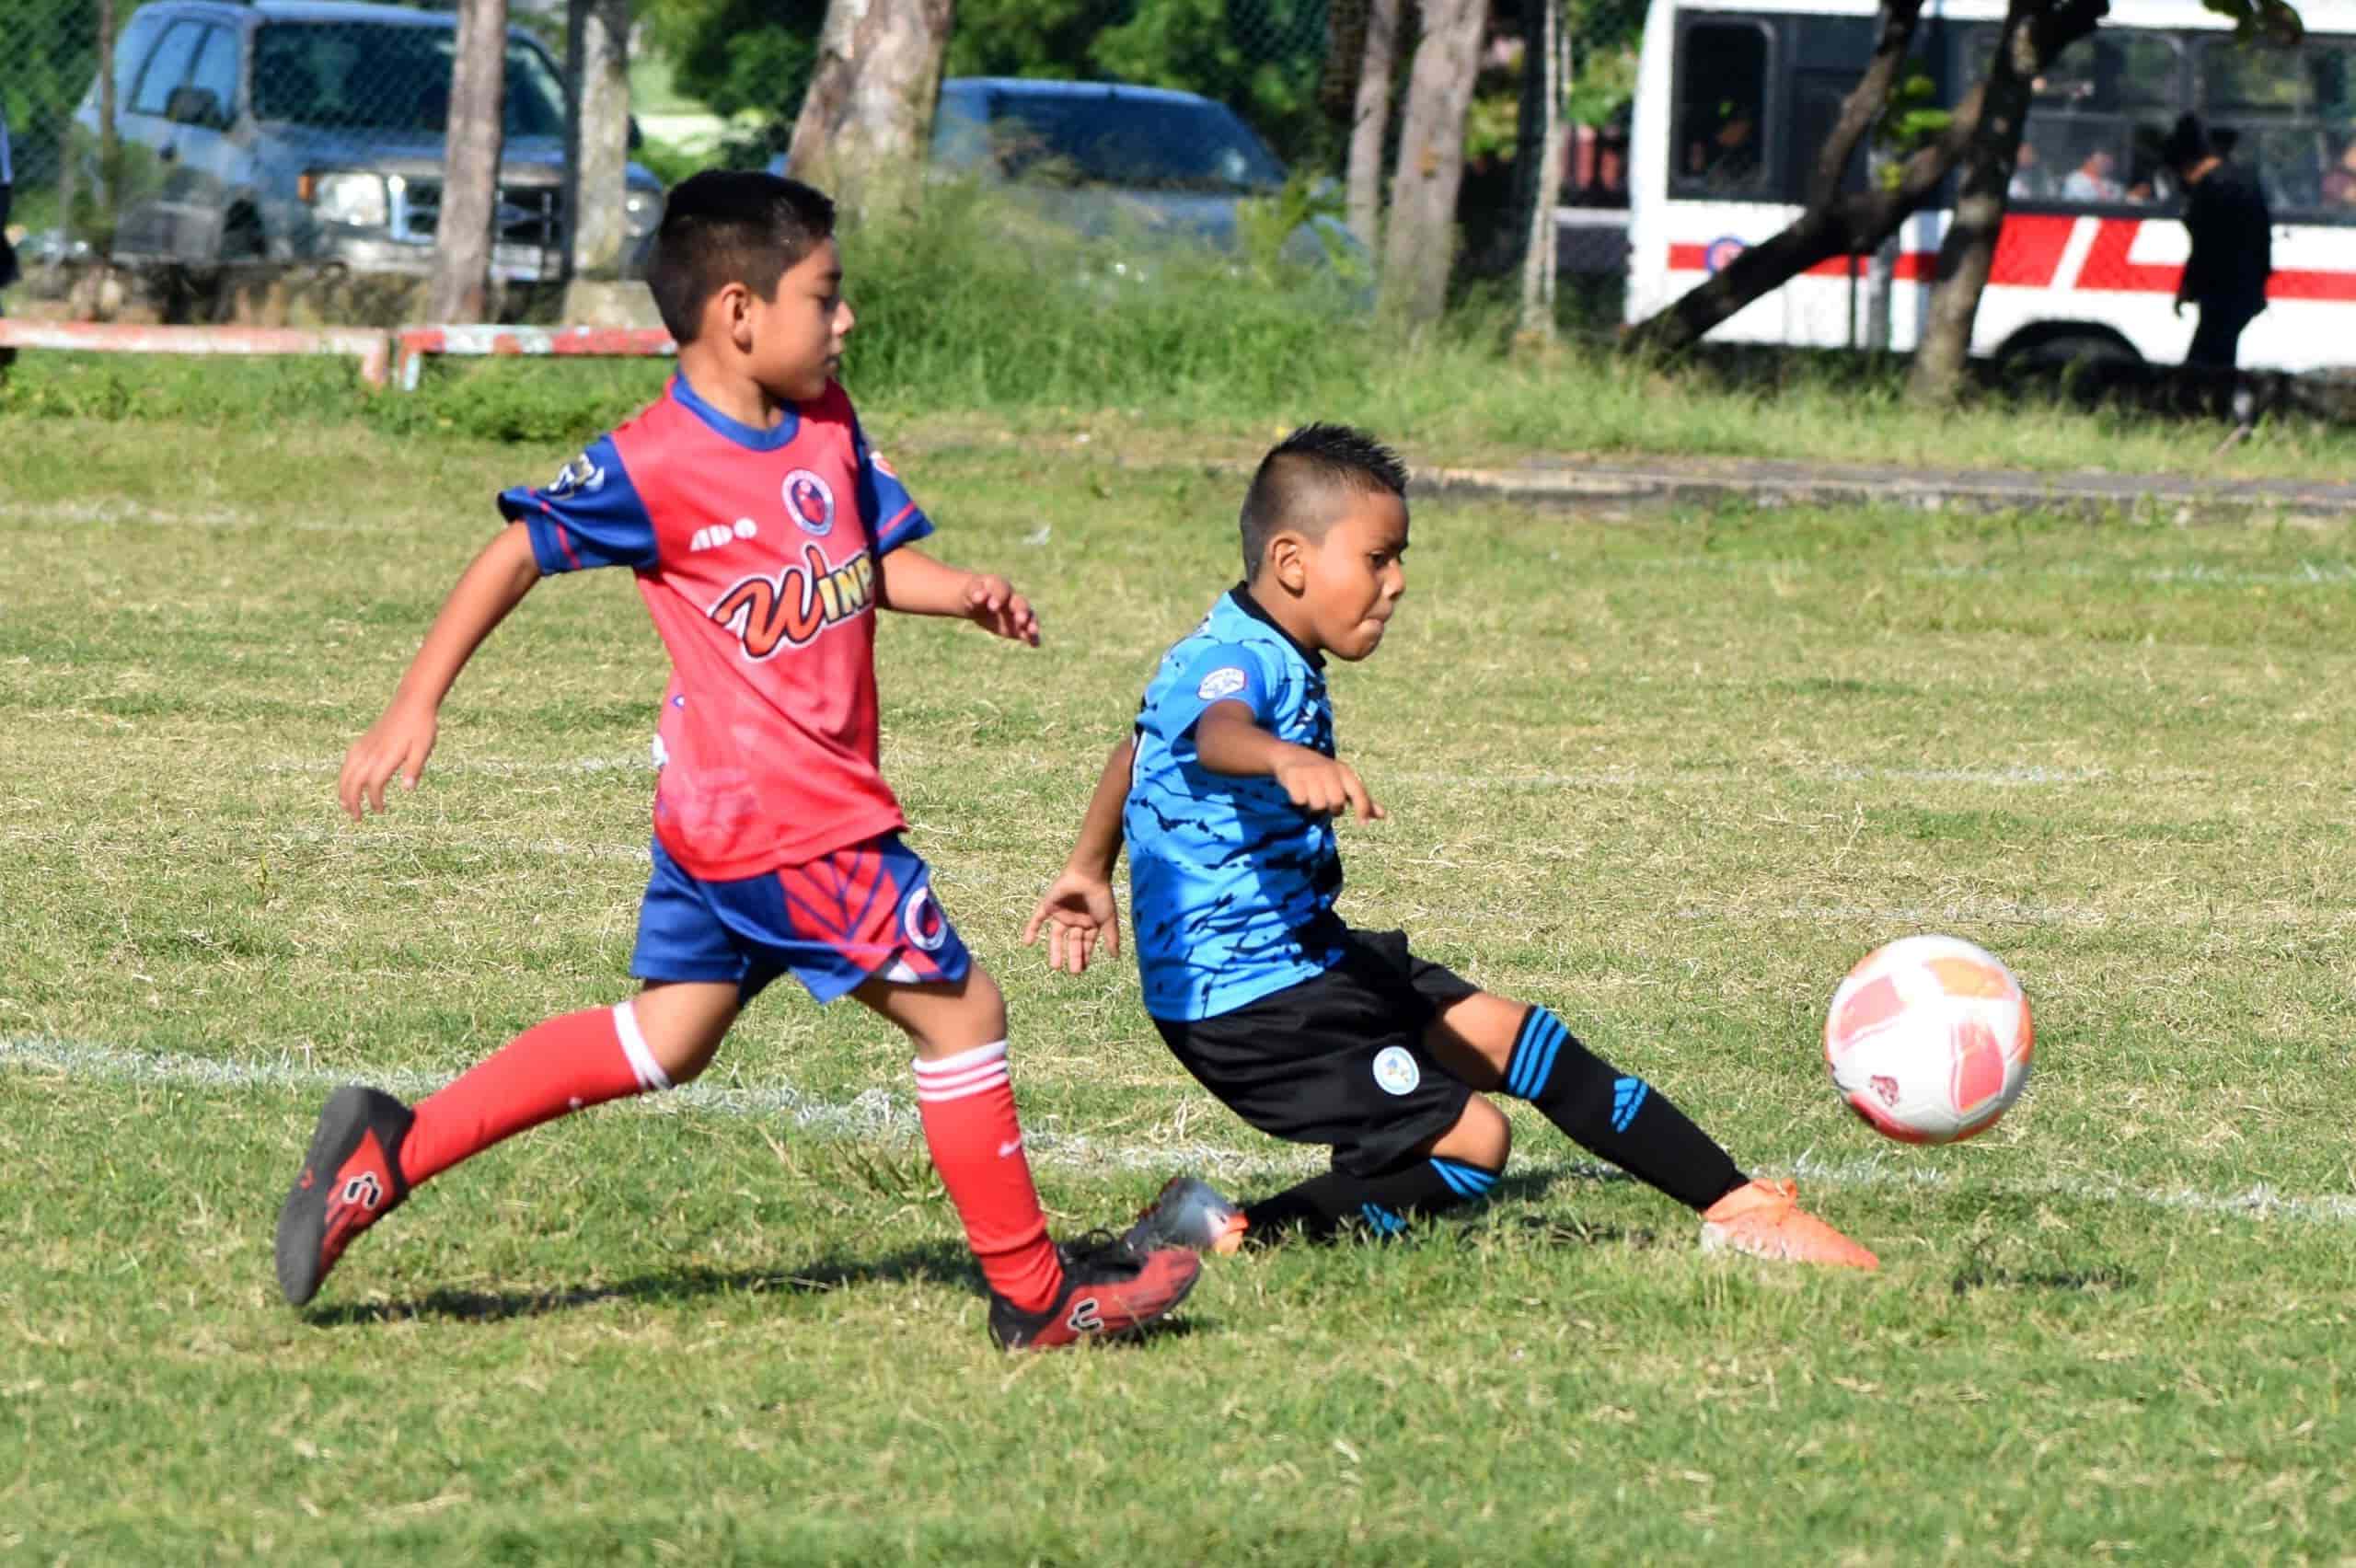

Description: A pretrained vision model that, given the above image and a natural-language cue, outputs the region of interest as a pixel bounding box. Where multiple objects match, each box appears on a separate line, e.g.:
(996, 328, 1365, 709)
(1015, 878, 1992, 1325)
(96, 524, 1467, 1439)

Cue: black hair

(1238, 423, 1410, 581)
(646, 171, 837, 343)
(2161, 112, 2212, 173)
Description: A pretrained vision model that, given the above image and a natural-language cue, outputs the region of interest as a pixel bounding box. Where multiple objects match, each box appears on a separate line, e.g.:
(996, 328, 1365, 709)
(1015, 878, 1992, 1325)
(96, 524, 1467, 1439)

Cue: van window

(1676, 21, 1771, 196)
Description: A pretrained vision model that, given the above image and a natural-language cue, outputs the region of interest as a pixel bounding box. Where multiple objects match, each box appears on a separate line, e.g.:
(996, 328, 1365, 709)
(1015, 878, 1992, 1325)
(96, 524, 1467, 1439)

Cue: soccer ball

(1823, 935, 2034, 1145)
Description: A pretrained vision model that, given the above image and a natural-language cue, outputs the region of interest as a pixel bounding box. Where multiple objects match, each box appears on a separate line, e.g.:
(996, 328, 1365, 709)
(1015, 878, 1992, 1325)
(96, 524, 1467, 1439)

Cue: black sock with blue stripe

(1242, 1155, 1501, 1243)
(1503, 1007, 1744, 1213)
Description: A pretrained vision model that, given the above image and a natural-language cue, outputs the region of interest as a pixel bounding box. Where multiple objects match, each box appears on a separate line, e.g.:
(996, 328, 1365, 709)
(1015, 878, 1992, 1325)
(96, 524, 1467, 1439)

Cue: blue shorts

(630, 834, 972, 1004)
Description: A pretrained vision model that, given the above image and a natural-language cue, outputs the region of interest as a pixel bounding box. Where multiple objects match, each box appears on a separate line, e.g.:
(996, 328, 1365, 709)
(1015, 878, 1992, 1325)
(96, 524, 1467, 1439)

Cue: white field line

(9, 1033, 2356, 1227)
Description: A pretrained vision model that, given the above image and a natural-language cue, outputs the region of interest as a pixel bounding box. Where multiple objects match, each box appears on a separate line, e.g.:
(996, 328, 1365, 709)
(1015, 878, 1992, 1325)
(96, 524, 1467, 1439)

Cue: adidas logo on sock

(1610, 1077, 1649, 1134)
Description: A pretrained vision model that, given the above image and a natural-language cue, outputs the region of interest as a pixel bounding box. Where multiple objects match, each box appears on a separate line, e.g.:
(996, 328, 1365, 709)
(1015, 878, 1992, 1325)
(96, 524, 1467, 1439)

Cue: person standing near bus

(2164, 113, 2271, 372)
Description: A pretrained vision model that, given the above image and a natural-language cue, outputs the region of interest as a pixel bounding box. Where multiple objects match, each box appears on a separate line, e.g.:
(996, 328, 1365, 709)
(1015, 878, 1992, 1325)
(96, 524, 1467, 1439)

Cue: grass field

(4, 408, 2354, 1562)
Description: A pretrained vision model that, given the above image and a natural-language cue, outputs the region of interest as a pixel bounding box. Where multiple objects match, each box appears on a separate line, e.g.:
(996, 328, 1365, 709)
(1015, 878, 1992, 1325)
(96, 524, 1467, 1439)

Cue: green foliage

(640, 0, 825, 125)
(1565, 42, 1639, 129)
(2203, 0, 2306, 44)
(1091, 0, 1334, 167)
(945, 0, 1133, 81)
(6, 0, 107, 189)
(1876, 60, 1952, 188)
(635, 0, 1333, 165)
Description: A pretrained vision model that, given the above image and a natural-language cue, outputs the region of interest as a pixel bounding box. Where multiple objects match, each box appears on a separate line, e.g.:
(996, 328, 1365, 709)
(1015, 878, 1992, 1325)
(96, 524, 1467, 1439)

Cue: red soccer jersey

(500, 375, 933, 880)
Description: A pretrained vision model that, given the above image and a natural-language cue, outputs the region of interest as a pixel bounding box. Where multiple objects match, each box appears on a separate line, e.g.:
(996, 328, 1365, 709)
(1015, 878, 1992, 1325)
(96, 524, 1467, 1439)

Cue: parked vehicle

(74, 0, 665, 282)
(773, 77, 1365, 280)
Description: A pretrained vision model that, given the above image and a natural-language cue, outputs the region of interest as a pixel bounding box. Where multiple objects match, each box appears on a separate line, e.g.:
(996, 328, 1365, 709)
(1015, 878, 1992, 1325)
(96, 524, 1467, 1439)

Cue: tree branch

(1807, 0, 1926, 211)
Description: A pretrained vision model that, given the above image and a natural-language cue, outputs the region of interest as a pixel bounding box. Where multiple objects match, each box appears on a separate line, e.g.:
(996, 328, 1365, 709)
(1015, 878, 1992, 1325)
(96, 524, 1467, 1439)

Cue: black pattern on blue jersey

(1126, 586, 1347, 1021)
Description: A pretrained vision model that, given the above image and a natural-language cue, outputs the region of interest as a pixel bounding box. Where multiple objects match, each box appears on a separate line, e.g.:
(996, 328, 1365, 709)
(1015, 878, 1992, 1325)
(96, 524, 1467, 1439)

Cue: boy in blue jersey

(1025, 425, 1878, 1267)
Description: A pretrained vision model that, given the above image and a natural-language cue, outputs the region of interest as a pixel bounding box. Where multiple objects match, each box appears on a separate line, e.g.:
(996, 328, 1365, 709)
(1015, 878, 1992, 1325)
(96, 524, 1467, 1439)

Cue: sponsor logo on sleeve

(1196, 666, 1249, 702)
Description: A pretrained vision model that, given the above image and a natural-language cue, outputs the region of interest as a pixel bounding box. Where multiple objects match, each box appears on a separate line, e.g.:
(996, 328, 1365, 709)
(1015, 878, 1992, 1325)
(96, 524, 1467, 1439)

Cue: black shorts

(1152, 928, 1481, 1179)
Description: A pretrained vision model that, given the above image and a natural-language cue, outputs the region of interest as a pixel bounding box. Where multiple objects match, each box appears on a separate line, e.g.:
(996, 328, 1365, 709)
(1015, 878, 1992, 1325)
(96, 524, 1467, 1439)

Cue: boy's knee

(1432, 1092, 1511, 1173)
(867, 965, 1010, 1059)
(626, 984, 738, 1086)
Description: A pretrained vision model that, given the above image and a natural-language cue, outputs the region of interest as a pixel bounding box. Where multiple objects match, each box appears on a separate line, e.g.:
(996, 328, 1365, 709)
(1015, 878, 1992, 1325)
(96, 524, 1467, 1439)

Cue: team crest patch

(549, 451, 606, 497)
(1372, 1046, 1421, 1097)
(784, 470, 837, 536)
(901, 886, 949, 952)
(1196, 667, 1249, 702)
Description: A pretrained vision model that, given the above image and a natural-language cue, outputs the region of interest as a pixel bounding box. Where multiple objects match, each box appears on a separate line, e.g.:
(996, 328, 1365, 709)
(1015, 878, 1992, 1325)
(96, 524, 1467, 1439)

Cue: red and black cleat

(274, 1085, 415, 1306)
(987, 1232, 1202, 1351)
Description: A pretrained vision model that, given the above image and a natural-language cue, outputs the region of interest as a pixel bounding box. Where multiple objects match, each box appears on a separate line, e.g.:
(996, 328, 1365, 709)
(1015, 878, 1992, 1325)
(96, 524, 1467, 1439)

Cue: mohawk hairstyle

(1238, 424, 1410, 581)
(646, 171, 837, 343)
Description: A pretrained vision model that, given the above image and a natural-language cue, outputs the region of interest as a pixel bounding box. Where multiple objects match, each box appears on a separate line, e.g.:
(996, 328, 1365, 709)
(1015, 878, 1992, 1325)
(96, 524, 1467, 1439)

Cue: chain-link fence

(2, 0, 1645, 322)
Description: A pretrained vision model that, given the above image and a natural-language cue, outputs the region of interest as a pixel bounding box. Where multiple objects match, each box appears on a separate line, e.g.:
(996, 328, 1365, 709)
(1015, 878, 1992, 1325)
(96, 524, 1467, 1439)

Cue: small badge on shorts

(1372, 1045, 1421, 1097)
(1197, 666, 1248, 702)
(901, 886, 949, 951)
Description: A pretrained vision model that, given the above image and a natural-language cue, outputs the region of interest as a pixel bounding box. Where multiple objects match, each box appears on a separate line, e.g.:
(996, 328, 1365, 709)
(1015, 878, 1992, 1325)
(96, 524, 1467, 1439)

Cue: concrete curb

(1415, 455, 2356, 521)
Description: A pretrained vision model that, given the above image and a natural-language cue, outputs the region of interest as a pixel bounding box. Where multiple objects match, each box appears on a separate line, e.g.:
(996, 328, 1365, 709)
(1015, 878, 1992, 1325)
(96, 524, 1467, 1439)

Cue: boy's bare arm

(1022, 735, 1134, 975)
(1194, 702, 1384, 820)
(339, 524, 541, 821)
(874, 545, 1041, 646)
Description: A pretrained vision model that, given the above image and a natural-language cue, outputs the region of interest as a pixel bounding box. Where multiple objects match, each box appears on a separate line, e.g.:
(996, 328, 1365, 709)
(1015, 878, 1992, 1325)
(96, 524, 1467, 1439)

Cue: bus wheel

(1995, 328, 2142, 374)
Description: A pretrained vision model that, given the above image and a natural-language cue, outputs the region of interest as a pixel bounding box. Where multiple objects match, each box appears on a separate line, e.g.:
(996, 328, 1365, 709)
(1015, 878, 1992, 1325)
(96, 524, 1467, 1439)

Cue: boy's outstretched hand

(1022, 870, 1120, 974)
(339, 700, 439, 821)
(1273, 753, 1385, 822)
(964, 574, 1042, 646)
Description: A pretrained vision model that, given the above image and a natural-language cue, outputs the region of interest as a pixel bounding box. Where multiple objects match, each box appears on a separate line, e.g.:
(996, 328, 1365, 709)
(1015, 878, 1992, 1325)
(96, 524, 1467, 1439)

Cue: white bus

(1625, 0, 2356, 370)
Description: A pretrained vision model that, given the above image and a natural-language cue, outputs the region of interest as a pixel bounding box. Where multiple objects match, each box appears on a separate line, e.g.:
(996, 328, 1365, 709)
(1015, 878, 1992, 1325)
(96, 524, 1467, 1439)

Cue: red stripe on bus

(2073, 217, 2180, 294)
(1669, 216, 2356, 301)
(2264, 270, 2356, 301)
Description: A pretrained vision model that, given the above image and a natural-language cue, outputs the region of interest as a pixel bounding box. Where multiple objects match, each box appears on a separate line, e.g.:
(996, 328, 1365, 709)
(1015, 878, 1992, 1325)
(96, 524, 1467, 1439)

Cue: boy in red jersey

(276, 172, 1198, 1350)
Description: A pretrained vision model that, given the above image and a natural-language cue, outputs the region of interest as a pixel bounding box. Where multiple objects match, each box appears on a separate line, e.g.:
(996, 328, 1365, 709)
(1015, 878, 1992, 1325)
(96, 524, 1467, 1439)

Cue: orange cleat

(1699, 1178, 1879, 1271)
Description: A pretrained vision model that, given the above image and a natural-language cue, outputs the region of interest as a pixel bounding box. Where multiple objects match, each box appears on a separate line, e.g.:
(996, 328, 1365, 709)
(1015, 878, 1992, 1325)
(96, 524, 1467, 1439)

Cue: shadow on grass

(1949, 1262, 2136, 1297)
(306, 1239, 1210, 1351)
(306, 1239, 981, 1327)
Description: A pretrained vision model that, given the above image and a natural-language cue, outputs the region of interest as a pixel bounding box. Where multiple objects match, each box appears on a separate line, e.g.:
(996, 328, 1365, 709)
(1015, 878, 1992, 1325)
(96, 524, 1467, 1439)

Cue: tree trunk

(1382, 0, 1486, 323)
(1346, 0, 1402, 253)
(785, 0, 956, 225)
(565, 0, 633, 280)
(429, 0, 509, 323)
(1513, 0, 1565, 341)
(1909, 0, 2106, 401)
(96, 0, 117, 260)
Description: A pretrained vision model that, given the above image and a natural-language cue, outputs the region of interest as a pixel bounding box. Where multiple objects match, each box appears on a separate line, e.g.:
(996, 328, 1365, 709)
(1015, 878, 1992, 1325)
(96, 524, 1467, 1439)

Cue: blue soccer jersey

(1126, 584, 1345, 1020)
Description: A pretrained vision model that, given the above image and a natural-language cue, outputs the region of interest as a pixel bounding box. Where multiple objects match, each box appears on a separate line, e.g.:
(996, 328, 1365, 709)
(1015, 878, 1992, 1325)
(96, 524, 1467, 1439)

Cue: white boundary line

(8, 1033, 2355, 1227)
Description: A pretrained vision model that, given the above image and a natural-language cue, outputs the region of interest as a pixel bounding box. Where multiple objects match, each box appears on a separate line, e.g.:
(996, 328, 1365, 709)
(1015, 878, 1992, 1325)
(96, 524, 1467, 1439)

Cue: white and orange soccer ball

(1823, 935, 2034, 1145)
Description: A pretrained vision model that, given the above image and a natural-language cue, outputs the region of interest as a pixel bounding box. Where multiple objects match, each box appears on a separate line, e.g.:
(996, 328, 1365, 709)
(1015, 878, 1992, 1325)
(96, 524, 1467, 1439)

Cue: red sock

(401, 1003, 668, 1185)
(912, 1042, 1062, 1313)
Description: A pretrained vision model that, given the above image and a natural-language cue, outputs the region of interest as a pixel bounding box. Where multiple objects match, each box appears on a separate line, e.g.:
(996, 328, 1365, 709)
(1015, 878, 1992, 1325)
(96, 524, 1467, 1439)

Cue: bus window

(2201, 36, 2356, 214)
(1675, 21, 1770, 197)
(1969, 26, 2184, 204)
